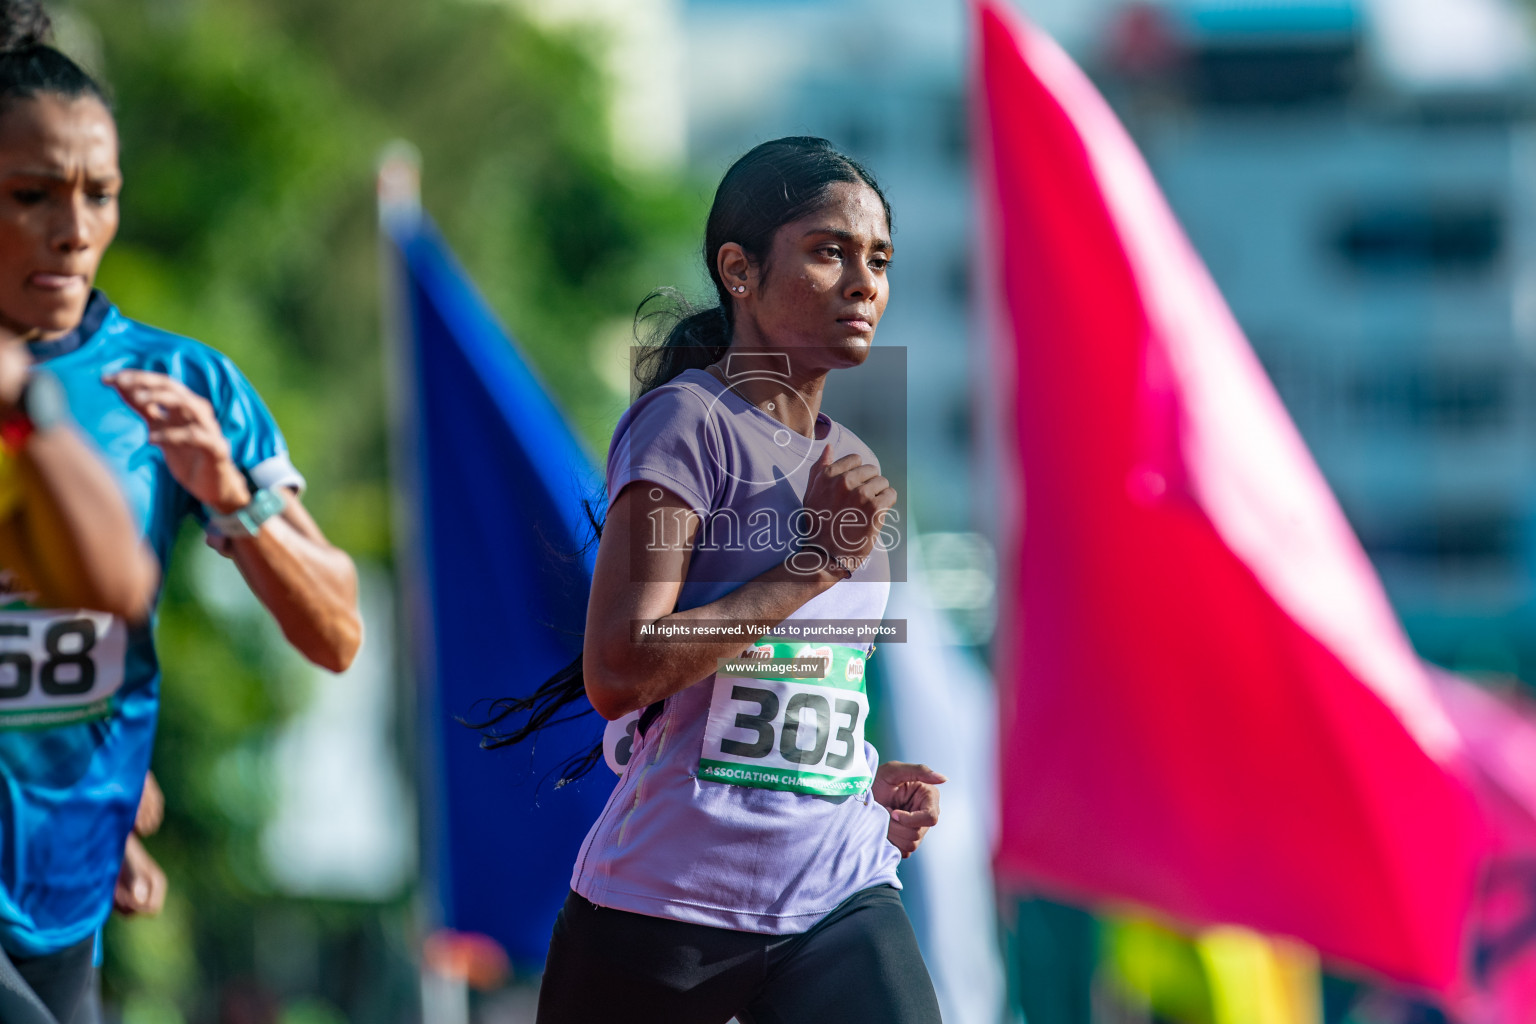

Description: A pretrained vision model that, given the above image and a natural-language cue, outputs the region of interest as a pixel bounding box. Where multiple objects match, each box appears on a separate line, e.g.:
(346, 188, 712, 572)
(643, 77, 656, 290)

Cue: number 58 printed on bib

(0, 609, 128, 728)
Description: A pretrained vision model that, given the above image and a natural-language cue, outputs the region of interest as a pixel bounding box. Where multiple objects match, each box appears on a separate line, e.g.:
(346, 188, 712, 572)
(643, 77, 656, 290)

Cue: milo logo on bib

(699, 638, 872, 797)
(0, 608, 128, 728)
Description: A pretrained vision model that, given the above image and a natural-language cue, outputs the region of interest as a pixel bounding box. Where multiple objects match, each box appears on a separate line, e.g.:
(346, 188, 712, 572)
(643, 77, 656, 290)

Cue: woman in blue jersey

(0, 4, 361, 1021)
(524, 138, 945, 1023)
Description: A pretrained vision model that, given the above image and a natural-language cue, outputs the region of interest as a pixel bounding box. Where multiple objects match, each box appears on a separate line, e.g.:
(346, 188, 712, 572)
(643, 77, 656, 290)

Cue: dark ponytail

(470, 137, 892, 784)
(0, 1, 108, 113)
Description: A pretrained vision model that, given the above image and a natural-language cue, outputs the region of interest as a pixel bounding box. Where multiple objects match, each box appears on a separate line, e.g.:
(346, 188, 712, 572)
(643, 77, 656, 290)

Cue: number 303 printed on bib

(699, 641, 872, 797)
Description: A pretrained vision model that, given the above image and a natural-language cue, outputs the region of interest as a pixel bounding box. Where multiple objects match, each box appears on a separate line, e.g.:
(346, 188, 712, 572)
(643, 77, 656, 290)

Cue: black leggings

(0, 937, 95, 1024)
(537, 886, 942, 1024)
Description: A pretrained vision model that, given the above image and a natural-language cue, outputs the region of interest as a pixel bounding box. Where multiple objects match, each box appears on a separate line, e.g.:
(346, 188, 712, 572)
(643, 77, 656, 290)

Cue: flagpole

(376, 141, 459, 1023)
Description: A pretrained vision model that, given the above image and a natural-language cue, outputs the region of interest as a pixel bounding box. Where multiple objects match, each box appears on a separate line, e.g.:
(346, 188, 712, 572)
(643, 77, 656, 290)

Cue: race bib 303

(699, 638, 871, 797)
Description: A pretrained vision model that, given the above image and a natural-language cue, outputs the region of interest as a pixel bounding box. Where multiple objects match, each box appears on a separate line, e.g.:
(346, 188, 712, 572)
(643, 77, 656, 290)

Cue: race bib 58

(699, 639, 871, 797)
(0, 609, 128, 728)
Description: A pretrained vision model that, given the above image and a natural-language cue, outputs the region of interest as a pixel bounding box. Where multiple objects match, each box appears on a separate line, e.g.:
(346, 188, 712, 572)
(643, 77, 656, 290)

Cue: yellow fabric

(1100, 917, 1322, 1024)
(0, 450, 19, 519)
(1196, 927, 1322, 1024)
(1102, 917, 1216, 1024)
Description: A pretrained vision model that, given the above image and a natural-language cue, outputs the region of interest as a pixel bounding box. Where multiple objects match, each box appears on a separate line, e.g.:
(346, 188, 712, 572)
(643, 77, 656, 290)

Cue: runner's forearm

(226, 497, 361, 673)
(11, 428, 157, 618)
(585, 558, 843, 719)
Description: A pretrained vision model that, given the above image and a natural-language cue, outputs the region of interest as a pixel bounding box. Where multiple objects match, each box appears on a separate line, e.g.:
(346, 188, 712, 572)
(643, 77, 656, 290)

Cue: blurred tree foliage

(53, 0, 701, 1019)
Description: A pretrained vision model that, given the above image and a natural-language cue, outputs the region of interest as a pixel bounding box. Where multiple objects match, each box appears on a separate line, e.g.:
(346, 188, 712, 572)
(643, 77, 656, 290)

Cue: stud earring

(734, 285, 745, 294)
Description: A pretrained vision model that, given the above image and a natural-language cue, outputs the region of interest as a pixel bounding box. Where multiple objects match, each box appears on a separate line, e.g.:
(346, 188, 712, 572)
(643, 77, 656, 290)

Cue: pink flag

(974, 0, 1486, 991)
(1432, 673, 1536, 1020)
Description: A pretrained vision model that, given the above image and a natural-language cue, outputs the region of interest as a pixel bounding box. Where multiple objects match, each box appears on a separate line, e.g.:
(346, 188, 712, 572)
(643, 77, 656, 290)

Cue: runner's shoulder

(100, 315, 262, 403)
(619, 373, 716, 430)
(606, 374, 717, 462)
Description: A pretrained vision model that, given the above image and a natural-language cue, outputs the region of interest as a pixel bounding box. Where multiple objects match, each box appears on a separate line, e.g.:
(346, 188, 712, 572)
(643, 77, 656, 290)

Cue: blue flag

(383, 201, 612, 970)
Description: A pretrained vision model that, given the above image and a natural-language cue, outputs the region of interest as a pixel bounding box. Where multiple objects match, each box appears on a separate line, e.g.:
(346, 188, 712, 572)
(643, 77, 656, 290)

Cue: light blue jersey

(0, 292, 302, 955)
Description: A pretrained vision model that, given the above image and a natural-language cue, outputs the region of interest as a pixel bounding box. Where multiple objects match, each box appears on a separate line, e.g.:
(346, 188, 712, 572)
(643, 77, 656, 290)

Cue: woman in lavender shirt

(534, 138, 944, 1023)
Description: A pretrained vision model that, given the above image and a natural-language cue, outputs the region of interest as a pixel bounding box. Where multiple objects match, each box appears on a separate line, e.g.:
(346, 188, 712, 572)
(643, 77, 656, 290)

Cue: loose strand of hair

(632, 289, 730, 396)
(463, 653, 609, 786)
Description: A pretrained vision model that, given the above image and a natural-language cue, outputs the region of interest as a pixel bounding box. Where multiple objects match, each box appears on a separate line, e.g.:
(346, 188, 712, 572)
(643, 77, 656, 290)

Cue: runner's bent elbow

(583, 633, 644, 720)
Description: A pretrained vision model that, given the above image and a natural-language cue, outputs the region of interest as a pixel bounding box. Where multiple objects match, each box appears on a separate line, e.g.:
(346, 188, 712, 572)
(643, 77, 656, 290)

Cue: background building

(1097, 0, 1536, 678)
(683, 0, 1536, 675)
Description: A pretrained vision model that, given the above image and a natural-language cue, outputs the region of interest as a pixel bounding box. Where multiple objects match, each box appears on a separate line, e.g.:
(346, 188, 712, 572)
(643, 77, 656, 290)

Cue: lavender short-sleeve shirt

(571, 368, 900, 933)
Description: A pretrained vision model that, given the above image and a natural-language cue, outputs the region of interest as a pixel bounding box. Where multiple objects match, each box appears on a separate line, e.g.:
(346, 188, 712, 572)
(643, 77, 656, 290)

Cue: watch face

(244, 488, 287, 532)
(22, 371, 67, 431)
(256, 488, 287, 519)
(209, 488, 285, 538)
